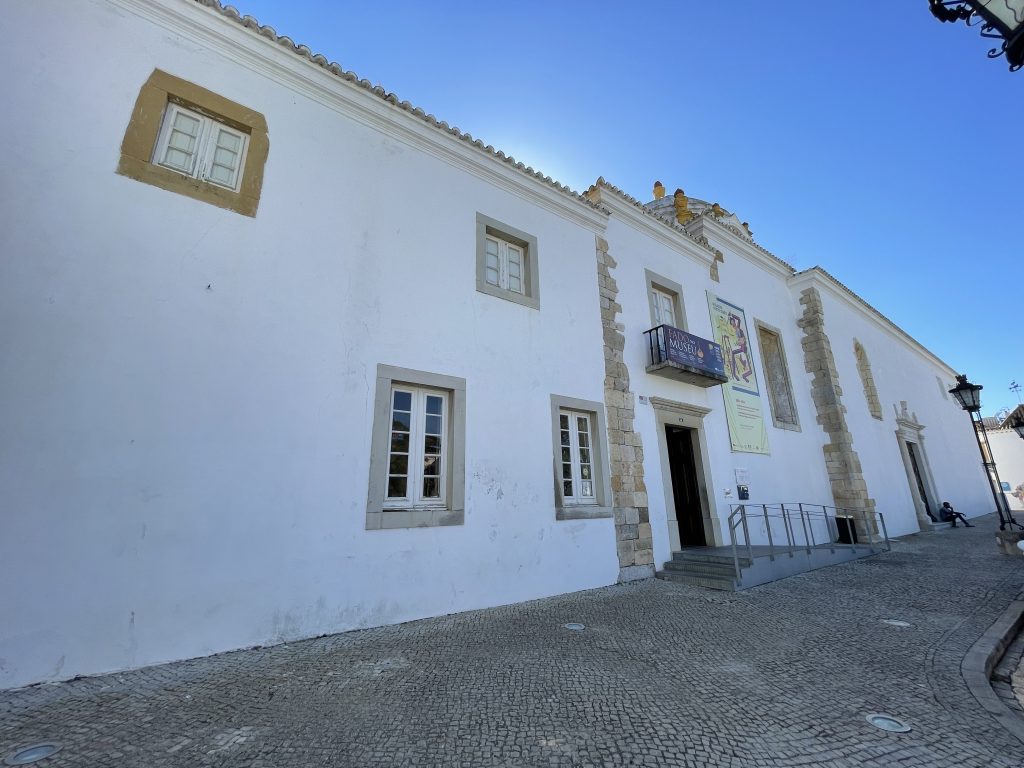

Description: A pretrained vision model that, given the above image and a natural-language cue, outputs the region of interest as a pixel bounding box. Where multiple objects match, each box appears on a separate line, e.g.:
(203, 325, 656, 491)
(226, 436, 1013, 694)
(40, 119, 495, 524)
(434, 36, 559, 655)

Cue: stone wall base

(995, 530, 1024, 557)
(618, 564, 656, 583)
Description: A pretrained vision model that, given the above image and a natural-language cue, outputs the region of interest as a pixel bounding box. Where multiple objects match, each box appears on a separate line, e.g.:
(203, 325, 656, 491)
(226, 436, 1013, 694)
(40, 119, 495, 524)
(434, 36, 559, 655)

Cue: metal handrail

(726, 501, 891, 583)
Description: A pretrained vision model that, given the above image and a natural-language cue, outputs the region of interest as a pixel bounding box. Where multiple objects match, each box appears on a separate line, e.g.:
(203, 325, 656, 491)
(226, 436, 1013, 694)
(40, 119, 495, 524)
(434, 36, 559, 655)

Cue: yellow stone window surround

(117, 69, 269, 217)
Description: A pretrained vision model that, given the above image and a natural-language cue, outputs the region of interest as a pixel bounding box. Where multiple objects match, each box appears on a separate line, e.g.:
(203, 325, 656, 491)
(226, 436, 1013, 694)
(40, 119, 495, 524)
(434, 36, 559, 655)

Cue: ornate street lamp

(929, 0, 1024, 70)
(949, 374, 1023, 530)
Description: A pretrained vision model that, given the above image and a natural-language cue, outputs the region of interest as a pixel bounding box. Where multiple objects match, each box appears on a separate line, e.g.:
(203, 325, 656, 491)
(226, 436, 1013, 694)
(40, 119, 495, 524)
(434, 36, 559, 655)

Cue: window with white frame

(549, 395, 612, 520)
(475, 213, 540, 310)
(559, 410, 597, 505)
(385, 386, 448, 508)
(644, 270, 685, 331)
(651, 286, 677, 327)
(366, 365, 466, 530)
(483, 234, 525, 295)
(154, 103, 249, 191)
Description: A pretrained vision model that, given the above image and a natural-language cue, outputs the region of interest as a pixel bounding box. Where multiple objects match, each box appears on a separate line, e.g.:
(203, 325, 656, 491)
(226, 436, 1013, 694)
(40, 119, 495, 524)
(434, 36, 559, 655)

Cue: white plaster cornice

(789, 267, 958, 377)
(111, 0, 608, 232)
(685, 215, 795, 280)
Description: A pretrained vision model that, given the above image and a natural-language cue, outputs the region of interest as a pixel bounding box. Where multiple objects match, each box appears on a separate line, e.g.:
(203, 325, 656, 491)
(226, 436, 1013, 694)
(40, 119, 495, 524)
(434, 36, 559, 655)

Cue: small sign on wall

(735, 468, 750, 484)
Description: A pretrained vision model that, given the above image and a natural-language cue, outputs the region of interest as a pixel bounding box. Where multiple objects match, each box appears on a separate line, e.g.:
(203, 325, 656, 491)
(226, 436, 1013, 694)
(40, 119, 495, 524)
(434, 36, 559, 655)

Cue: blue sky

(231, 1, 1022, 417)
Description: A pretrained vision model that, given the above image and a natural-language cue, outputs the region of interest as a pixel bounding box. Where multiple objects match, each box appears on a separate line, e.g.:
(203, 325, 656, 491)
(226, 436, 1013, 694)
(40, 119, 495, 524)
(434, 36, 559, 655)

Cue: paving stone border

(962, 598, 1024, 745)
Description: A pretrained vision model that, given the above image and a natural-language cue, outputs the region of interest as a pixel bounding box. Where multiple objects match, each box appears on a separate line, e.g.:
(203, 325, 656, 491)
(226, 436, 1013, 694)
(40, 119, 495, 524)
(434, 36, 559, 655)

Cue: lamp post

(929, 0, 1024, 70)
(949, 374, 1023, 530)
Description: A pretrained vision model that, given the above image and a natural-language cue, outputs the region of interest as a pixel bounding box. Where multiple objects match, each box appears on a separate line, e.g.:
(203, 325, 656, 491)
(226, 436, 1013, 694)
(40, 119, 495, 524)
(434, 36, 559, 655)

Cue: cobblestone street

(3, 516, 1024, 767)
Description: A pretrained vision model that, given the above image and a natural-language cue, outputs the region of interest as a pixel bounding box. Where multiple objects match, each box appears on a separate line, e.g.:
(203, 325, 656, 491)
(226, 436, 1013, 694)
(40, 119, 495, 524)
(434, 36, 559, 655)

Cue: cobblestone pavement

(3, 516, 1024, 767)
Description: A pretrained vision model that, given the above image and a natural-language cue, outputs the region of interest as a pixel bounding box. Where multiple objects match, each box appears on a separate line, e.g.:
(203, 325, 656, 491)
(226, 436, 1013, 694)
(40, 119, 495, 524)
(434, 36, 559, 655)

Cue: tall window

(154, 103, 249, 191)
(483, 235, 525, 295)
(854, 340, 883, 420)
(651, 286, 677, 327)
(367, 365, 466, 530)
(385, 386, 448, 508)
(757, 324, 799, 430)
(559, 410, 596, 505)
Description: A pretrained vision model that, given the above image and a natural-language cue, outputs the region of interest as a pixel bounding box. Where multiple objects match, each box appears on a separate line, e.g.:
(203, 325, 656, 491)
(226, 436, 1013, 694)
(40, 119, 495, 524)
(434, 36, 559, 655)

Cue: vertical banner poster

(706, 292, 769, 454)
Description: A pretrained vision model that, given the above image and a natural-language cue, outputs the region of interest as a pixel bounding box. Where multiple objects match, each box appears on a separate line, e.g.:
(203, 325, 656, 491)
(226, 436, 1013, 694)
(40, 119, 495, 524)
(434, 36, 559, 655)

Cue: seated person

(939, 501, 974, 528)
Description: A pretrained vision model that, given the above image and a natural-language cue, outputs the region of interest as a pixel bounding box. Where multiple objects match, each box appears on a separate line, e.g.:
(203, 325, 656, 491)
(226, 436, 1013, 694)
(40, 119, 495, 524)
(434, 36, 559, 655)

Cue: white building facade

(0, 0, 992, 689)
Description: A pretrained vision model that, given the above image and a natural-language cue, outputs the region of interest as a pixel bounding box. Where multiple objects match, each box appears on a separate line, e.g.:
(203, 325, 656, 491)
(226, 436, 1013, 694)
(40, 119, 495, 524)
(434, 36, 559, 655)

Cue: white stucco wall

(990, 429, 1024, 512)
(793, 279, 991, 535)
(0, 0, 616, 689)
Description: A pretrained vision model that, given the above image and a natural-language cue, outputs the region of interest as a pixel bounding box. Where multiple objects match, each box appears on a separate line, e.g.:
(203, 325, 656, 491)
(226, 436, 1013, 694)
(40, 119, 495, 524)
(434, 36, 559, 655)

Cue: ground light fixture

(865, 714, 912, 733)
(929, 0, 1024, 70)
(881, 619, 912, 628)
(563, 623, 585, 631)
(949, 374, 1023, 531)
(3, 743, 63, 766)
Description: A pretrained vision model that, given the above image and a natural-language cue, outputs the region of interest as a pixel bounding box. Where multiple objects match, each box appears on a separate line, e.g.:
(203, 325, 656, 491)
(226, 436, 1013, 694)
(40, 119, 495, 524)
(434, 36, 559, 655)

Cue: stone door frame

(650, 397, 721, 550)
(893, 401, 941, 531)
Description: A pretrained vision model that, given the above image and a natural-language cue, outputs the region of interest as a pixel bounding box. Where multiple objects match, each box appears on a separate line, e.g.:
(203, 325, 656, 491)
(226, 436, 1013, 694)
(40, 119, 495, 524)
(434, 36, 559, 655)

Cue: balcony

(643, 324, 728, 388)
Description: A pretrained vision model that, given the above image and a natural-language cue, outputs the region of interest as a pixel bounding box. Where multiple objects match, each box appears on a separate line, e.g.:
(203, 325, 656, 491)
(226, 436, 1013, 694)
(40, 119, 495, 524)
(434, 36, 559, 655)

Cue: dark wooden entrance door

(665, 426, 706, 547)
(907, 442, 934, 520)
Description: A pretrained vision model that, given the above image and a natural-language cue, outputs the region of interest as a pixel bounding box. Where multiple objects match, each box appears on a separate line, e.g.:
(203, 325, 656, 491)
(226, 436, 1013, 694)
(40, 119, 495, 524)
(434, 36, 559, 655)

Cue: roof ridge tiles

(196, 0, 601, 211)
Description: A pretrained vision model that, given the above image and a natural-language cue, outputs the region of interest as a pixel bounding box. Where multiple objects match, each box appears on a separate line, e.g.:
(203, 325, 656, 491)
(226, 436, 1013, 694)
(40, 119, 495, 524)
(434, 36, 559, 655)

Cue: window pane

(390, 432, 409, 452)
(389, 454, 408, 474)
(387, 476, 407, 498)
(562, 462, 572, 480)
(485, 266, 500, 286)
(561, 447, 571, 463)
(581, 464, 591, 480)
(576, 416, 589, 435)
(424, 435, 441, 454)
(563, 479, 573, 497)
(425, 395, 443, 415)
(425, 415, 441, 435)
(581, 480, 593, 497)
(508, 275, 522, 294)
(559, 414, 569, 430)
(579, 448, 590, 465)
(213, 146, 238, 167)
(485, 237, 499, 257)
(163, 147, 192, 170)
(423, 476, 440, 498)
(393, 391, 412, 411)
(391, 412, 411, 431)
(560, 429, 570, 447)
(423, 455, 440, 475)
(216, 130, 241, 152)
(209, 164, 234, 185)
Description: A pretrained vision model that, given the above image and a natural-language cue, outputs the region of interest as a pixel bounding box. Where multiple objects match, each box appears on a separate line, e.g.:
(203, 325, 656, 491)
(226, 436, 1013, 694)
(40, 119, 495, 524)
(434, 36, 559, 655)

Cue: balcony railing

(644, 324, 728, 388)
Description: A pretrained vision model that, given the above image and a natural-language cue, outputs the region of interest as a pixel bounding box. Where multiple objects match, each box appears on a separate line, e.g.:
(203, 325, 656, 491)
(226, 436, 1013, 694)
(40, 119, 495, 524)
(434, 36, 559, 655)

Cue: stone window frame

(367, 364, 466, 530)
(475, 213, 540, 310)
(117, 69, 269, 217)
(644, 269, 686, 330)
(754, 319, 801, 432)
(853, 340, 884, 420)
(549, 394, 613, 521)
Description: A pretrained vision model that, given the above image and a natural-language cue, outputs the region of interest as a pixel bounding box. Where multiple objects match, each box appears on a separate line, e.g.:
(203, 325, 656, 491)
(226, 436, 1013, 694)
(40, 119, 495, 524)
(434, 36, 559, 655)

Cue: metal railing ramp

(657, 503, 891, 591)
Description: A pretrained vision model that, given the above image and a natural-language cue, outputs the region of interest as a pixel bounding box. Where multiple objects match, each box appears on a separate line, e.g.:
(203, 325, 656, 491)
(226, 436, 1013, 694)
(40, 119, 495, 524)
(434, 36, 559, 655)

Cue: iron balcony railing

(643, 324, 728, 387)
(726, 502, 891, 583)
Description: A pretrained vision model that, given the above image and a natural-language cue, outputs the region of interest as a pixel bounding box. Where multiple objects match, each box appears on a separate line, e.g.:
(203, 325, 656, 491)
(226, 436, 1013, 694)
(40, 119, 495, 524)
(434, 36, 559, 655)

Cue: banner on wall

(706, 292, 770, 455)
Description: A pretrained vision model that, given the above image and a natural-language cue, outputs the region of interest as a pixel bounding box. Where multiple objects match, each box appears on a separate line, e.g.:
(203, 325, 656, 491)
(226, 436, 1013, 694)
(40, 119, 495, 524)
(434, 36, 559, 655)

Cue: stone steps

(657, 552, 741, 591)
(655, 569, 738, 591)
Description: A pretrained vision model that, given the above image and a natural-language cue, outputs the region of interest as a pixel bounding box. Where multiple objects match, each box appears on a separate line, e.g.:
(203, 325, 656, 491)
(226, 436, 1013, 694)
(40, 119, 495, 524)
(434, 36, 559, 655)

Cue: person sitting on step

(939, 501, 974, 528)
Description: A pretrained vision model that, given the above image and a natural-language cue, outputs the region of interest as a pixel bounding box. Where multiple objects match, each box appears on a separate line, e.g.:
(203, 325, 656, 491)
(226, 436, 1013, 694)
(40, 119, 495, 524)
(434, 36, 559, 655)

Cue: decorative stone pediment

(894, 400, 924, 433)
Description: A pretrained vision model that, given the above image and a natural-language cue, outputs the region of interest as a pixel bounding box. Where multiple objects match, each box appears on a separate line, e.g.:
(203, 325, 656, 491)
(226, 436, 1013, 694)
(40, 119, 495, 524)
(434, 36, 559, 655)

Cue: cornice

(111, 0, 608, 231)
(585, 179, 717, 264)
(685, 214, 796, 279)
(789, 267, 957, 377)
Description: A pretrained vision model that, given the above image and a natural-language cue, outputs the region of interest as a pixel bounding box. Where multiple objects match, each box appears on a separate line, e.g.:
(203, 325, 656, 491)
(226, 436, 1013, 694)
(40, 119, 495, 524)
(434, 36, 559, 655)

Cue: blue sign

(662, 325, 726, 378)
